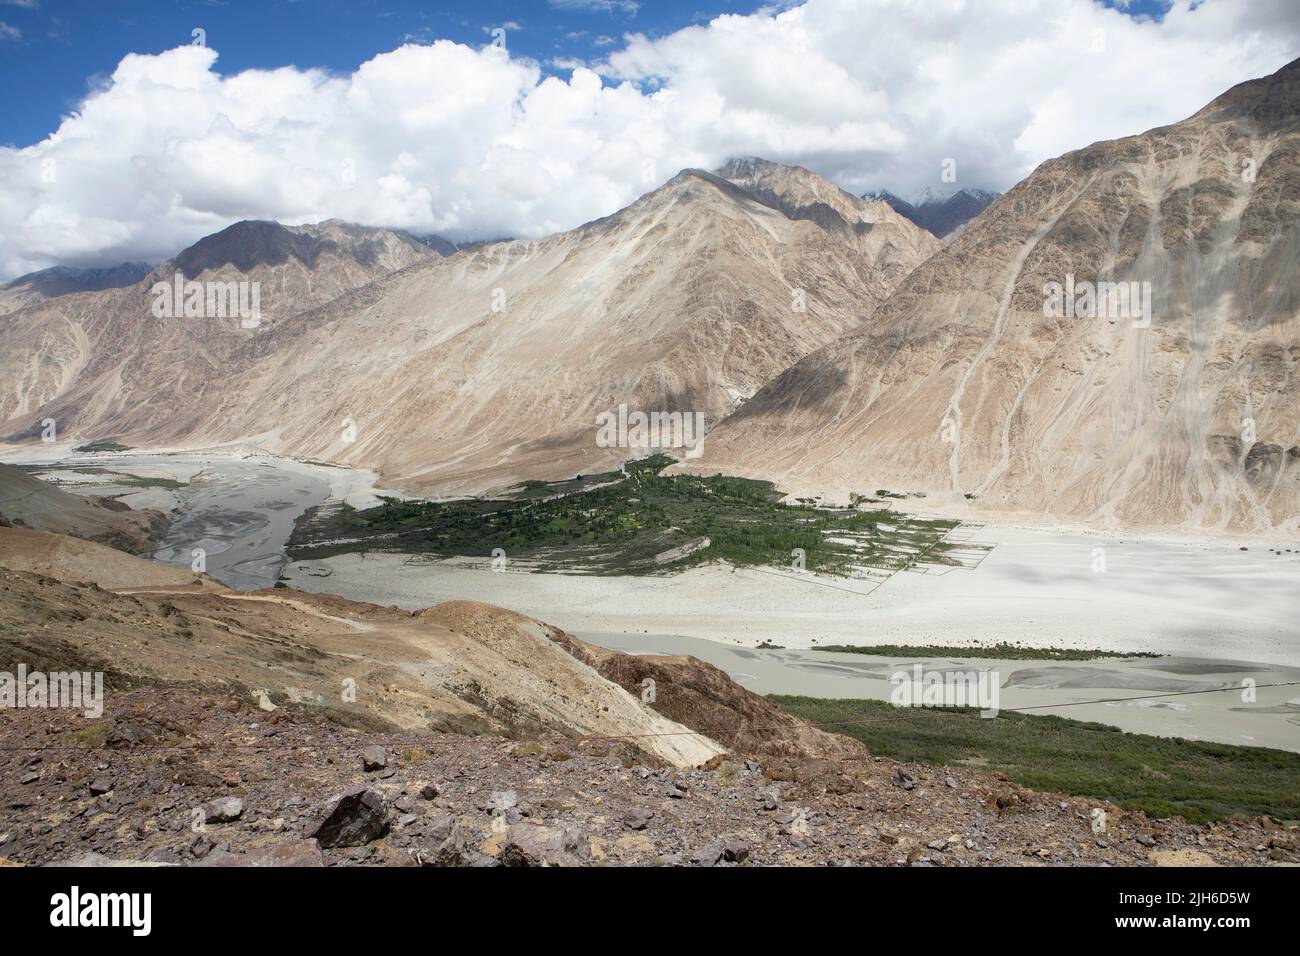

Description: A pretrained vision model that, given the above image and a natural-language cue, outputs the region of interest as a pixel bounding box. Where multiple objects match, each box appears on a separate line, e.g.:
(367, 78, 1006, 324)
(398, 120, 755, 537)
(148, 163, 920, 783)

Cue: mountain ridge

(0, 160, 939, 498)
(681, 57, 1300, 533)
(863, 186, 1002, 238)
(0, 261, 154, 315)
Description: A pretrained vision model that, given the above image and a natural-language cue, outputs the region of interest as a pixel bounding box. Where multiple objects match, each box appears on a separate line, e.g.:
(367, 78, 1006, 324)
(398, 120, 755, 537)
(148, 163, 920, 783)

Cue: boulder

(417, 814, 472, 866)
(623, 808, 654, 830)
(498, 823, 589, 867)
(202, 797, 244, 824)
(305, 786, 389, 848)
(361, 746, 388, 772)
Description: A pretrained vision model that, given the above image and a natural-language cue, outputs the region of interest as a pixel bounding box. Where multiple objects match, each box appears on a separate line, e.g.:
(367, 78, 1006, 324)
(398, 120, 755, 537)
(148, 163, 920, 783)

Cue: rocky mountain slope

(0, 463, 166, 554)
(0, 163, 937, 497)
(0, 262, 152, 316)
(719, 158, 941, 284)
(0, 220, 434, 432)
(685, 58, 1300, 534)
(0, 529, 1293, 867)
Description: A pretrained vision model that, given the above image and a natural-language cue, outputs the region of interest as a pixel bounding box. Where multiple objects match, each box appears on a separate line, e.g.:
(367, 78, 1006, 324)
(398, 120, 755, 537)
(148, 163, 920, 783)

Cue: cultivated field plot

(288, 455, 991, 578)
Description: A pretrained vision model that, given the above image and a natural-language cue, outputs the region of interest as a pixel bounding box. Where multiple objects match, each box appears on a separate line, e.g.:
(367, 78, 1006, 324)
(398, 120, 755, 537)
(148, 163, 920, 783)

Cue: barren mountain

(0, 163, 937, 496)
(684, 58, 1300, 534)
(0, 262, 152, 316)
(0, 220, 434, 431)
(719, 158, 941, 283)
(0, 462, 166, 554)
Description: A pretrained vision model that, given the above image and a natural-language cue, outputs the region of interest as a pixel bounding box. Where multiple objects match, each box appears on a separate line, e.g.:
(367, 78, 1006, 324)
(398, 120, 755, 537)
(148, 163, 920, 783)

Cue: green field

(773, 695, 1300, 824)
(72, 440, 133, 453)
(22, 464, 185, 490)
(288, 455, 980, 576)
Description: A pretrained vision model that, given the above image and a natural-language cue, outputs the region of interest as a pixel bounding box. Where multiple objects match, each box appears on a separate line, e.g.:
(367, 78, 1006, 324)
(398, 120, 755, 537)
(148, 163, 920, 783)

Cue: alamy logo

(0, 665, 103, 718)
(595, 404, 706, 459)
(50, 886, 151, 936)
(151, 271, 261, 328)
(890, 663, 999, 717)
(1043, 274, 1152, 328)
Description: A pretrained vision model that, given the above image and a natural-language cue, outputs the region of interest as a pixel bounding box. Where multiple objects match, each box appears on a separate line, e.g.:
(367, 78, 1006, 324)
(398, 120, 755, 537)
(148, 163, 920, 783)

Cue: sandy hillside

(682, 58, 1300, 533)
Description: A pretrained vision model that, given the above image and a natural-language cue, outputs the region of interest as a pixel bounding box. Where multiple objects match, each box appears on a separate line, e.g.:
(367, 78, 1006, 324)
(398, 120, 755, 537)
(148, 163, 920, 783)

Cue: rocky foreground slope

(0, 529, 723, 768)
(5, 685, 1294, 868)
(686, 58, 1300, 533)
(0, 528, 1295, 867)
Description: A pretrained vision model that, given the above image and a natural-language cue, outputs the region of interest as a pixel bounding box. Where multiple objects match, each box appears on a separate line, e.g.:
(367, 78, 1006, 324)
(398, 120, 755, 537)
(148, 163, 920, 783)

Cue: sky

(0, 0, 1297, 279)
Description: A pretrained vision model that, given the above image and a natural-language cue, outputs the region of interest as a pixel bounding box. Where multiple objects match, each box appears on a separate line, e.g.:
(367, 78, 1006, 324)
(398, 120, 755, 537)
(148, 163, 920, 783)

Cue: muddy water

(23, 450, 386, 591)
(149, 457, 334, 590)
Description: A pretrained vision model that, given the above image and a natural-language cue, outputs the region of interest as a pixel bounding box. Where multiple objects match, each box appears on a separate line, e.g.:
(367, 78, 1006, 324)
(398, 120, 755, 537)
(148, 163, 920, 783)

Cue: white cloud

(2, 0, 1298, 278)
(0, 20, 20, 41)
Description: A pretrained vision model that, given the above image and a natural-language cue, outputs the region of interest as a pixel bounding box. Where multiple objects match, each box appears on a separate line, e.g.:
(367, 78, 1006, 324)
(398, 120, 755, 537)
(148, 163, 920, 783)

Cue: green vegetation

(773, 695, 1300, 824)
(72, 440, 132, 453)
(813, 643, 1160, 661)
(61, 723, 110, 749)
(288, 455, 980, 576)
(23, 463, 185, 490)
(716, 760, 743, 788)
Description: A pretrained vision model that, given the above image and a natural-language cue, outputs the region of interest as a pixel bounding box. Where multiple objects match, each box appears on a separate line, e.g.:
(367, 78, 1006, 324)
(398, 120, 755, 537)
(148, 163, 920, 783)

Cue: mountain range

(687, 57, 1300, 533)
(863, 187, 1001, 238)
(0, 261, 153, 315)
(1, 58, 1298, 532)
(0, 160, 936, 496)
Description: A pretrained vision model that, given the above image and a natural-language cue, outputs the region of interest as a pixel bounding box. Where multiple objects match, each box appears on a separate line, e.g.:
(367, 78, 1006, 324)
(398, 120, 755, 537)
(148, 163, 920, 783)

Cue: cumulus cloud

(2, 0, 1298, 278)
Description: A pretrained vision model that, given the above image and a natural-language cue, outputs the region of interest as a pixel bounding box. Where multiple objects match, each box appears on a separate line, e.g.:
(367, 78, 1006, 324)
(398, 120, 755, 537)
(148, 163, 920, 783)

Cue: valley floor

(284, 526, 1300, 664)
(283, 526, 1300, 752)
(9, 447, 1297, 754)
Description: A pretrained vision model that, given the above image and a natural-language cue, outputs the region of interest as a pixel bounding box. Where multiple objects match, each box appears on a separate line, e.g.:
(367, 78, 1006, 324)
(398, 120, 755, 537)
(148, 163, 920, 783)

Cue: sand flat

(283, 525, 1300, 666)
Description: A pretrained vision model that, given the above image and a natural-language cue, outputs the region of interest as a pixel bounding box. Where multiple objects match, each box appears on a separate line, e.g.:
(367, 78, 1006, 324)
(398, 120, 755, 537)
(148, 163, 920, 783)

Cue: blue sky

(1, 0, 1174, 149)
(0, 0, 784, 148)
